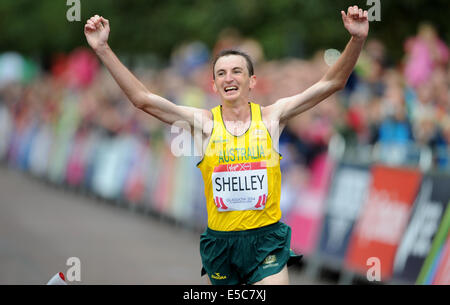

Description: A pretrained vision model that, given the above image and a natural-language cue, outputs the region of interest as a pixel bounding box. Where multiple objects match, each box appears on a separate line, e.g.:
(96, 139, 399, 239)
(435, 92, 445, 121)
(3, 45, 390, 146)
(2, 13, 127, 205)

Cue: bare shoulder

(260, 103, 284, 138)
(260, 102, 281, 124)
(199, 108, 213, 136)
(202, 108, 213, 120)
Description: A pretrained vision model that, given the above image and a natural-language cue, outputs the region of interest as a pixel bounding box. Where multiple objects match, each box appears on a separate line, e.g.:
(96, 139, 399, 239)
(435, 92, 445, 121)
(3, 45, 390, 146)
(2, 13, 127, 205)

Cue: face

(212, 55, 256, 102)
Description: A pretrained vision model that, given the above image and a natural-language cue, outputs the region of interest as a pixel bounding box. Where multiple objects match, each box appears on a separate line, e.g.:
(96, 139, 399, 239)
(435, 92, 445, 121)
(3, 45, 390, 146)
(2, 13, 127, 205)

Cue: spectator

(404, 23, 449, 89)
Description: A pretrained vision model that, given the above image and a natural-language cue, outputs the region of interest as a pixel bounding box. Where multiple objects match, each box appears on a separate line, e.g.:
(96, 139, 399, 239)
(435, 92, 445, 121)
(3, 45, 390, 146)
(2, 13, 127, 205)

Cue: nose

(224, 72, 233, 82)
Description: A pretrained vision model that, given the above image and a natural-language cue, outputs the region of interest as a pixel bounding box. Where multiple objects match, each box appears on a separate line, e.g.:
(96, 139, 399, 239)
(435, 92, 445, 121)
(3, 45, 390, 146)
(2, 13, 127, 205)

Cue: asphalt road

(0, 165, 326, 285)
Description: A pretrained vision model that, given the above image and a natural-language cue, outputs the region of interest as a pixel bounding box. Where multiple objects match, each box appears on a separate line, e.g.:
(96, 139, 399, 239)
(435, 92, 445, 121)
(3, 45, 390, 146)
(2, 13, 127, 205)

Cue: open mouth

(224, 86, 239, 93)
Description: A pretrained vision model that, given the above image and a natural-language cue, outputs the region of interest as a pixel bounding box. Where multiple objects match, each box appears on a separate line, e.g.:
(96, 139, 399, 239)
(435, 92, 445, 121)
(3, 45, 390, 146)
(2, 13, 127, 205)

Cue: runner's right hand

(84, 15, 110, 51)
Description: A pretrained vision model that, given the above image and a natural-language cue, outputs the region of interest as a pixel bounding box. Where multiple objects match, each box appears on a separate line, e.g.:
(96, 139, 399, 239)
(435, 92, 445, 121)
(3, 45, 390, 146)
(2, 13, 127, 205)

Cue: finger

(341, 10, 347, 20)
(84, 23, 95, 32)
(93, 17, 102, 29)
(100, 16, 110, 30)
(90, 17, 98, 25)
(92, 15, 101, 26)
(359, 8, 363, 18)
(363, 10, 368, 19)
(100, 17, 109, 26)
(349, 6, 357, 18)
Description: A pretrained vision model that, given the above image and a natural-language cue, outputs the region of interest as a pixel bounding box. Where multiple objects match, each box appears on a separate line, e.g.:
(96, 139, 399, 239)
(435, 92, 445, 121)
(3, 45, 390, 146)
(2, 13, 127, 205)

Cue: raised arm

(263, 5, 369, 128)
(84, 15, 211, 130)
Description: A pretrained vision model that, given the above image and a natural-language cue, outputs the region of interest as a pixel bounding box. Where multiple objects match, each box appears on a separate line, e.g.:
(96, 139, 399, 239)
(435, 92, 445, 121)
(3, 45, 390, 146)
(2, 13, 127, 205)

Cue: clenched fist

(341, 5, 369, 40)
(84, 15, 110, 52)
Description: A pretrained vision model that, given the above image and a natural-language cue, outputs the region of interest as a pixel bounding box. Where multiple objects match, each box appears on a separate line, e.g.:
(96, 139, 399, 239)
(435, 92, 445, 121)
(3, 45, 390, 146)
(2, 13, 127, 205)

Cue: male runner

(84, 5, 369, 285)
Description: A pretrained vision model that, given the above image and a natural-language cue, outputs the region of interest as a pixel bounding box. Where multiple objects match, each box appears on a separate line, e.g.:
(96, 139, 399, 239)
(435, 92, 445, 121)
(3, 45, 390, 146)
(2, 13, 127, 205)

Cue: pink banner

(286, 153, 334, 256)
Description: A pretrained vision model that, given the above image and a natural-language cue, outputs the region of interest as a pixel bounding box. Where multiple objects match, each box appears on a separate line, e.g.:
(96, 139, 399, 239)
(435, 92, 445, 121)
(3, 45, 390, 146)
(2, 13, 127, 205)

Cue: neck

(221, 99, 251, 123)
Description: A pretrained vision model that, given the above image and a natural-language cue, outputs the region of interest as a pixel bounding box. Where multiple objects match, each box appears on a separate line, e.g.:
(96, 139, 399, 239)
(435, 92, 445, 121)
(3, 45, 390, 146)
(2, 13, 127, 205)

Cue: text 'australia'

(218, 145, 266, 164)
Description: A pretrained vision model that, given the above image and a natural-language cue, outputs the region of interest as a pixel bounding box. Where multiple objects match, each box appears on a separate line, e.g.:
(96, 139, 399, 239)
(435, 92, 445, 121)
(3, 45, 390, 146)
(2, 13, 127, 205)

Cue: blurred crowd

(0, 23, 450, 222)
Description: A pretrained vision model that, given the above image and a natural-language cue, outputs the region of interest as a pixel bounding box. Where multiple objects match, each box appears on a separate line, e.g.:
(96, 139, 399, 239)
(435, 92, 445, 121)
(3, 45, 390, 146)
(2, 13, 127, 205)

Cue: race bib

(212, 162, 268, 212)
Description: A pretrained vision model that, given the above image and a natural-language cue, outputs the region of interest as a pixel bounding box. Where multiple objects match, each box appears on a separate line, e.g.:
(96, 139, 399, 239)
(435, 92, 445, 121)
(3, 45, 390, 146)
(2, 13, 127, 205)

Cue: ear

(249, 75, 257, 90)
(212, 79, 218, 93)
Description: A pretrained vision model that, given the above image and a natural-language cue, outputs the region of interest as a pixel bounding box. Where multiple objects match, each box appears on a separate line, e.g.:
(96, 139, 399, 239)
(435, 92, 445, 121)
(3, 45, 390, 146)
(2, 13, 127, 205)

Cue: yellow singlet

(197, 102, 282, 231)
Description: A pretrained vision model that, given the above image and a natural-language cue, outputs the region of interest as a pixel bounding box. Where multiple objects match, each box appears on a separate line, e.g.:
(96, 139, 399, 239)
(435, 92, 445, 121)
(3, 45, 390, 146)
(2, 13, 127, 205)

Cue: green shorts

(200, 222, 302, 285)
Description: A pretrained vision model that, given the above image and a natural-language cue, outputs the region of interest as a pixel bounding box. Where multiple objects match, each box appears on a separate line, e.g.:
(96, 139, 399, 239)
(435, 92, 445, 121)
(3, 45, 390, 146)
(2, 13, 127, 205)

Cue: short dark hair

(212, 49, 254, 79)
